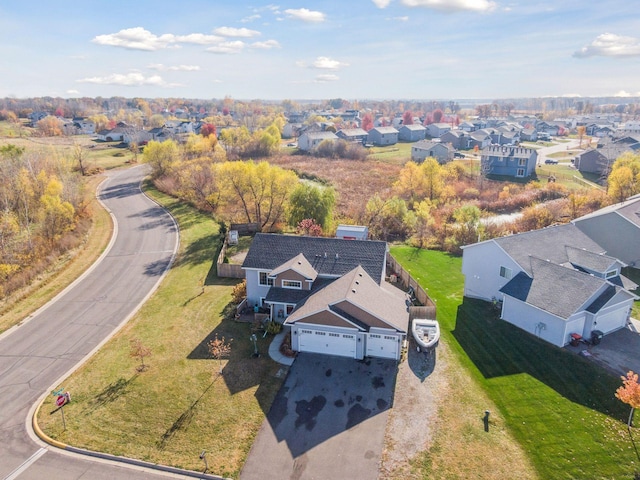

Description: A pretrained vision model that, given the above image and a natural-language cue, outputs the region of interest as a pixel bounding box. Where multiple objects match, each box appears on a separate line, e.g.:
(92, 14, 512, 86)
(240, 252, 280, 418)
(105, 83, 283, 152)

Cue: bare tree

(208, 334, 232, 374)
(129, 338, 152, 371)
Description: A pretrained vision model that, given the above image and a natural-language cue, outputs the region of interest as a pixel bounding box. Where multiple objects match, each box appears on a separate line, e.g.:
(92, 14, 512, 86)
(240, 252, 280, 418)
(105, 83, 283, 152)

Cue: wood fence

(386, 253, 437, 316)
(230, 223, 260, 235)
(216, 238, 244, 278)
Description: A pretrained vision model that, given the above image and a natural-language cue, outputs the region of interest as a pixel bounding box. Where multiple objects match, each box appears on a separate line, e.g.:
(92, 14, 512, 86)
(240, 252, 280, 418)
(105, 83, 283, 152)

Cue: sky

(1, 0, 639, 101)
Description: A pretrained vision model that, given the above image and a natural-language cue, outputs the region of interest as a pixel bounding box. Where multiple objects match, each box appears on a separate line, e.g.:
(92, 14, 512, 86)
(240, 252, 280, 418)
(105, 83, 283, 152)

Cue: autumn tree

(365, 194, 413, 241)
(36, 116, 63, 136)
(296, 218, 323, 236)
(208, 334, 232, 374)
(129, 338, 152, 371)
(143, 139, 180, 179)
(607, 152, 640, 202)
(451, 204, 482, 250)
(576, 125, 586, 148)
(361, 113, 374, 132)
(616, 371, 640, 427)
(411, 199, 435, 248)
(201, 123, 217, 138)
(217, 161, 298, 230)
(231, 279, 246, 304)
(288, 183, 336, 228)
(402, 111, 414, 125)
(39, 176, 75, 244)
(421, 157, 444, 201)
(432, 109, 444, 124)
(393, 161, 426, 208)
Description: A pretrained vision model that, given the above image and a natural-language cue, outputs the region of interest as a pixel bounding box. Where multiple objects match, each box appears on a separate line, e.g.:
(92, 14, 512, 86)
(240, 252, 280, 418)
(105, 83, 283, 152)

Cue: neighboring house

(96, 122, 130, 142)
(336, 225, 369, 240)
(573, 195, 640, 268)
(574, 149, 610, 175)
(336, 128, 368, 144)
(28, 111, 49, 126)
(241, 234, 408, 360)
(468, 131, 492, 149)
(536, 121, 560, 136)
(283, 122, 304, 139)
(480, 145, 537, 178)
(520, 128, 538, 142)
(617, 121, 640, 135)
(461, 223, 637, 347)
(459, 121, 476, 132)
(426, 123, 451, 138)
(398, 124, 427, 142)
(439, 130, 471, 150)
(367, 126, 399, 146)
(123, 128, 153, 145)
(411, 140, 454, 164)
(73, 118, 96, 135)
(298, 131, 339, 152)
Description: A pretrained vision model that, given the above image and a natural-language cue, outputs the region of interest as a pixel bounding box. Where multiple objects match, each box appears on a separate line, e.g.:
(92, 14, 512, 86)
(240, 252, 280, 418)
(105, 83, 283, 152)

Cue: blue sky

(1, 0, 639, 100)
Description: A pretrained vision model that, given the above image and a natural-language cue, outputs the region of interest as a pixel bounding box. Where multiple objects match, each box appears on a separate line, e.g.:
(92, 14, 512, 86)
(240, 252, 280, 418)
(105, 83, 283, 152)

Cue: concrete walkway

(268, 327, 295, 366)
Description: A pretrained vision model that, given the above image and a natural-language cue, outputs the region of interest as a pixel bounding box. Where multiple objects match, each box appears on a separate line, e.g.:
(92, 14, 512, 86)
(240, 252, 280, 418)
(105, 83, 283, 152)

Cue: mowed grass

(38, 184, 285, 478)
(390, 246, 638, 480)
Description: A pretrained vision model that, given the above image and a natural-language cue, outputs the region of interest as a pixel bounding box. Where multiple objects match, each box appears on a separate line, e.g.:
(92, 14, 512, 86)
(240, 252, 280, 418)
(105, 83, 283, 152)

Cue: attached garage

(594, 308, 628, 334)
(298, 328, 357, 358)
(366, 333, 400, 360)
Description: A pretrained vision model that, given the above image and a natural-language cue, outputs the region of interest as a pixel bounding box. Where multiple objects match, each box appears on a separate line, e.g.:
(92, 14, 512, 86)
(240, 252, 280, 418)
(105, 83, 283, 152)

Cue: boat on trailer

(412, 318, 440, 351)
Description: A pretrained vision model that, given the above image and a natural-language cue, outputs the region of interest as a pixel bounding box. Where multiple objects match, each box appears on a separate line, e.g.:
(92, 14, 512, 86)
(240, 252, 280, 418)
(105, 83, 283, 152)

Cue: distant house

(367, 126, 398, 146)
(398, 124, 427, 142)
(440, 130, 471, 150)
(468, 131, 492, 149)
(97, 122, 131, 142)
(426, 123, 451, 138)
(520, 128, 538, 142)
(73, 118, 96, 135)
(28, 111, 49, 126)
(336, 128, 368, 144)
(298, 131, 339, 152)
(461, 223, 637, 348)
(283, 122, 303, 139)
(574, 149, 610, 175)
(480, 145, 537, 178)
(459, 121, 476, 132)
(411, 140, 454, 164)
(123, 128, 153, 145)
(535, 121, 560, 136)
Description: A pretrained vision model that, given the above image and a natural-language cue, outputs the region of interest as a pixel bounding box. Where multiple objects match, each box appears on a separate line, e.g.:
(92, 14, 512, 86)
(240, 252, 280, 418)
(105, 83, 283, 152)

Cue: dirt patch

(380, 338, 449, 478)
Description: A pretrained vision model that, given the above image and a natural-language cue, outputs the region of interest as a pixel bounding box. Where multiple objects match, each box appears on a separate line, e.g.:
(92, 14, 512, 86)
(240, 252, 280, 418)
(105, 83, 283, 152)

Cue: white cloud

(284, 8, 326, 23)
(77, 72, 169, 86)
(251, 40, 281, 49)
(316, 74, 339, 82)
(573, 33, 640, 58)
(206, 41, 245, 54)
(372, 0, 392, 7)
(313, 56, 349, 70)
(148, 64, 201, 71)
(394, 16, 410, 21)
(214, 27, 261, 38)
(66, 89, 80, 95)
(400, 0, 497, 13)
(92, 27, 224, 50)
(241, 14, 261, 23)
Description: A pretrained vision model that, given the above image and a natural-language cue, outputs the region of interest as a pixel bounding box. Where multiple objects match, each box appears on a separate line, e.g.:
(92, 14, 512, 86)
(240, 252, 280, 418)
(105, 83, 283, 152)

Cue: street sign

(56, 395, 66, 407)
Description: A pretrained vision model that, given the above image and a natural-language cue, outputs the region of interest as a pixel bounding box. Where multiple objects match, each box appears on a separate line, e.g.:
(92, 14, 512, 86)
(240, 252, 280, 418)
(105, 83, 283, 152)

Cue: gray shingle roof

(565, 246, 618, 273)
(242, 233, 387, 283)
(285, 266, 408, 331)
(494, 224, 605, 276)
(500, 257, 607, 319)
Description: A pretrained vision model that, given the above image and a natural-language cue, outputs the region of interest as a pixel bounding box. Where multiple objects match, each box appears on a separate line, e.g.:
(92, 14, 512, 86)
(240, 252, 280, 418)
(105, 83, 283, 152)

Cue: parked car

(454, 152, 466, 159)
(545, 159, 558, 164)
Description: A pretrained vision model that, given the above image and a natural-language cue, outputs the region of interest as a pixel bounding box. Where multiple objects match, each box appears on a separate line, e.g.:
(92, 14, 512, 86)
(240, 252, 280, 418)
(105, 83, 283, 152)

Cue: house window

(499, 266, 512, 279)
(605, 270, 617, 279)
(259, 272, 274, 286)
(516, 168, 525, 177)
(518, 158, 526, 166)
(282, 279, 302, 289)
(286, 304, 295, 314)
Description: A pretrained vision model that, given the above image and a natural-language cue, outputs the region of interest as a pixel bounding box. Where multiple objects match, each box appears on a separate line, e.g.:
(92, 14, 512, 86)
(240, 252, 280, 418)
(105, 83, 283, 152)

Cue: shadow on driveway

(241, 353, 398, 480)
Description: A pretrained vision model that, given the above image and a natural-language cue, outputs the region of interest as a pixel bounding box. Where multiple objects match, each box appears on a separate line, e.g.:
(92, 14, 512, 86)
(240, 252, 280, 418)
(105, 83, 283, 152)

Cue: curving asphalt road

(0, 166, 200, 479)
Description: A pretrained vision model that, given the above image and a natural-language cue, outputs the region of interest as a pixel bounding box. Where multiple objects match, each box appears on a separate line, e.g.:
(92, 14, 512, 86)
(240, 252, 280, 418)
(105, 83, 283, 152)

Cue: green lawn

(390, 246, 638, 480)
(367, 142, 413, 162)
(38, 183, 284, 478)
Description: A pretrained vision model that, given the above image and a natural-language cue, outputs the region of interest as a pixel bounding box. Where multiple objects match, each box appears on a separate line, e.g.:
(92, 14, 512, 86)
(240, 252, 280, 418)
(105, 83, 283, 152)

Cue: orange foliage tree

(615, 371, 640, 427)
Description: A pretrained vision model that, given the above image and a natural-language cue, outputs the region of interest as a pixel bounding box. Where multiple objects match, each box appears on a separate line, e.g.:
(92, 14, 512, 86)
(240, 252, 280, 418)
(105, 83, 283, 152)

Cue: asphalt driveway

(240, 353, 398, 480)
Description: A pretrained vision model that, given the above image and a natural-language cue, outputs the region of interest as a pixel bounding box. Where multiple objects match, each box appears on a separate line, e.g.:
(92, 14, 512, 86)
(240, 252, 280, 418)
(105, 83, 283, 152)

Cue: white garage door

(595, 309, 627, 334)
(298, 329, 357, 358)
(366, 333, 399, 360)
